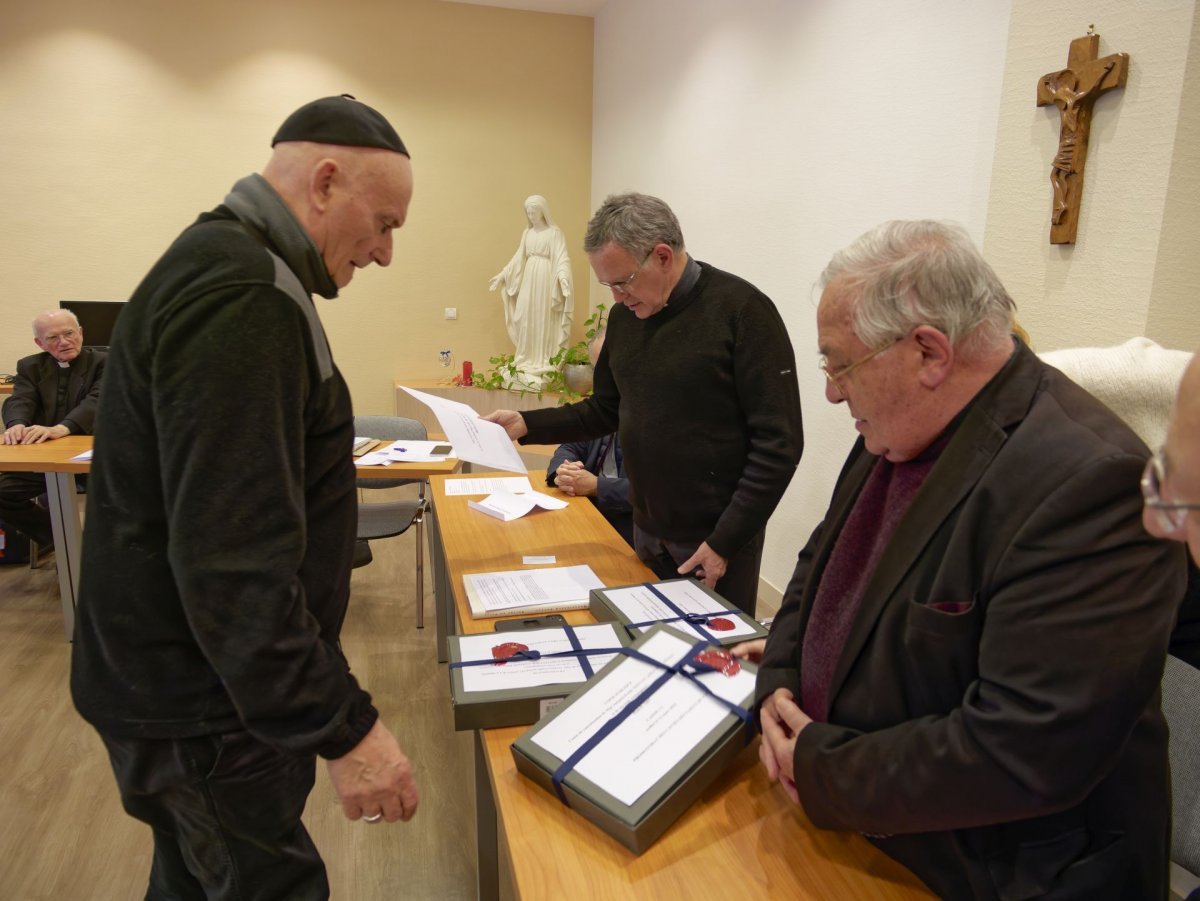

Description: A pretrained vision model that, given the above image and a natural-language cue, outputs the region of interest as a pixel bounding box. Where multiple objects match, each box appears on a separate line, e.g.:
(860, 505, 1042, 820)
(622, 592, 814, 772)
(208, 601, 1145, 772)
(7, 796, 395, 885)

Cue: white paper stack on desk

(463, 564, 603, 618)
(511, 623, 758, 854)
(467, 488, 567, 522)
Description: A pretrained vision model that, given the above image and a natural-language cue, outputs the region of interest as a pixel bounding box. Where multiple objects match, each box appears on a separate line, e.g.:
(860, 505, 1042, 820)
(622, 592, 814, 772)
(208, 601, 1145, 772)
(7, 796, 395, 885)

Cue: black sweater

(71, 175, 376, 760)
(522, 261, 803, 556)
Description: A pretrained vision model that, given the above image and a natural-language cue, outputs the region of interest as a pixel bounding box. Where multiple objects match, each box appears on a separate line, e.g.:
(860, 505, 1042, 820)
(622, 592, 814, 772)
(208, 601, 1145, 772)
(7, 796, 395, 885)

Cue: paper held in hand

(398, 385, 526, 473)
(463, 564, 603, 617)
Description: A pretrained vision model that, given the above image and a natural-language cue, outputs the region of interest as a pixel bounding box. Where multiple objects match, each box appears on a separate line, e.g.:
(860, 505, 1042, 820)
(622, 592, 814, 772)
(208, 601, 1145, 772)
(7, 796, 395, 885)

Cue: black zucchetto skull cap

(271, 94, 409, 157)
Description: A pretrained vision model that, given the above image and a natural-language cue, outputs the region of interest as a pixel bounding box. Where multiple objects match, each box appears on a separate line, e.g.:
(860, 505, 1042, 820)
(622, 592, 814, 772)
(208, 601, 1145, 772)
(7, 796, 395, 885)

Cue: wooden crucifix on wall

(1036, 31, 1129, 244)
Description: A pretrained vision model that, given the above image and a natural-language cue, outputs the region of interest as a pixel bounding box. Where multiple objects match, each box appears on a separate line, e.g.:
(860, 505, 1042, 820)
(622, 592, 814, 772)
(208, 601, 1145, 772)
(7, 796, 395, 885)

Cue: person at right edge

(487, 192, 803, 616)
(736, 220, 1185, 900)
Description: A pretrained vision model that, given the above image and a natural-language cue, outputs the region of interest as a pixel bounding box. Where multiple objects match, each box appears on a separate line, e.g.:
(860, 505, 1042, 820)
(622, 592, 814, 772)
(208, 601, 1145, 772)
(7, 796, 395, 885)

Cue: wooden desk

(0, 382, 13, 395)
(0, 436, 91, 637)
(0, 437, 459, 640)
(428, 471, 933, 900)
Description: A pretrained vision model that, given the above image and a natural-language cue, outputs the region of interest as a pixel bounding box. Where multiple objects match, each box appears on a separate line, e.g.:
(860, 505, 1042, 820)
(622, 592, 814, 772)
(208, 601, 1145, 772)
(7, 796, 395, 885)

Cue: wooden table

(0, 437, 459, 640)
(428, 471, 933, 900)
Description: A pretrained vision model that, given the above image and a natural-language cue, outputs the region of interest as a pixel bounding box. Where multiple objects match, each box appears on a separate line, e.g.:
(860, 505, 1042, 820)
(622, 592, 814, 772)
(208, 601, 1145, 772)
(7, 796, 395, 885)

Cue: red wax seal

(694, 648, 741, 677)
(705, 617, 735, 632)
(491, 641, 529, 665)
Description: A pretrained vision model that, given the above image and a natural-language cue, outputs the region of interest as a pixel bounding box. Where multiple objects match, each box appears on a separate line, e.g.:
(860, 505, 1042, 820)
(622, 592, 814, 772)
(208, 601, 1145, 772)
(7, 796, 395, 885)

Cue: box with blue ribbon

(448, 622, 632, 731)
(511, 622, 758, 854)
(589, 578, 769, 647)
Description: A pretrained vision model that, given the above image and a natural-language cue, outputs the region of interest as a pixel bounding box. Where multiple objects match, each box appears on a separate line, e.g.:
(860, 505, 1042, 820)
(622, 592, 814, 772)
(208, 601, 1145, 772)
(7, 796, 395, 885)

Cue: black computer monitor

(58, 300, 126, 349)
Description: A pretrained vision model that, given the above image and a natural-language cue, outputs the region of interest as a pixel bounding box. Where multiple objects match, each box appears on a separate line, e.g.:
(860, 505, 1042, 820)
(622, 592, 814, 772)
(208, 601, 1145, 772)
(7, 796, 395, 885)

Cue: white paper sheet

(70, 449, 94, 462)
(602, 581, 759, 639)
(399, 385, 526, 473)
(444, 477, 534, 496)
(468, 489, 568, 521)
(457, 624, 624, 692)
(530, 629, 755, 807)
(464, 564, 603, 614)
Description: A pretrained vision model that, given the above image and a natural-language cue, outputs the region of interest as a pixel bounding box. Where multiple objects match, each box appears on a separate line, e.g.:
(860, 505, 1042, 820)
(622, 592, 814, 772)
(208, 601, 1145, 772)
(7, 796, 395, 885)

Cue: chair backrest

(355, 415, 428, 490)
(1164, 653, 1200, 877)
(1038, 337, 1193, 450)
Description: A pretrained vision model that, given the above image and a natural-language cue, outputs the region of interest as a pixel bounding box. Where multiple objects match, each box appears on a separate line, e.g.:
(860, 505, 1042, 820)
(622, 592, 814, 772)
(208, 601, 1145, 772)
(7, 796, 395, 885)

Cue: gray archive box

(510, 623, 757, 855)
(448, 622, 632, 731)
(589, 578, 769, 648)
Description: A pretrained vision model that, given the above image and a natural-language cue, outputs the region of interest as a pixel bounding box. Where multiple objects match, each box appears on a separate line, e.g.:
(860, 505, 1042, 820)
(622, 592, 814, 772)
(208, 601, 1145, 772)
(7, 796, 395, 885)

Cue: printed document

(530, 629, 756, 806)
(603, 581, 760, 639)
(464, 564, 603, 617)
(457, 624, 624, 693)
(399, 385, 526, 473)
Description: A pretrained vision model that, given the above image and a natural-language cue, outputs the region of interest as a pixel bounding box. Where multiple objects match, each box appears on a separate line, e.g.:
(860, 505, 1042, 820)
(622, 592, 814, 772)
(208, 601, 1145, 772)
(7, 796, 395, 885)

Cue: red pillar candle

(462, 360, 473, 382)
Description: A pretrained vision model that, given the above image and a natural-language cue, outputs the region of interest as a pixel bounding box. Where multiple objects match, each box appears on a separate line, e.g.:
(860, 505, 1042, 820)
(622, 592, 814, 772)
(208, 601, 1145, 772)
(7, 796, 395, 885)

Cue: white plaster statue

(488, 195, 573, 389)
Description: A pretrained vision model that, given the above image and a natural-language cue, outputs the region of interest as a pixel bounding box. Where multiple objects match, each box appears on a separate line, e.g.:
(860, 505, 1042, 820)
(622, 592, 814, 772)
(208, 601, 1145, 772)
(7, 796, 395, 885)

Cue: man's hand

(482, 410, 528, 440)
(730, 639, 767, 664)
(5, 424, 68, 445)
(677, 541, 727, 588)
(554, 461, 598, 497)
(759, 688, 813, 805)
(326, 719, 419, 824)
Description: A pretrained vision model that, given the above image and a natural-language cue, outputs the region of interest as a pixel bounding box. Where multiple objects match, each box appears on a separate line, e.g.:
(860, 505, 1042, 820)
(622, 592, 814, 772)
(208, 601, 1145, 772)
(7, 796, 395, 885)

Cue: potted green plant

(553, 303, 608, 396)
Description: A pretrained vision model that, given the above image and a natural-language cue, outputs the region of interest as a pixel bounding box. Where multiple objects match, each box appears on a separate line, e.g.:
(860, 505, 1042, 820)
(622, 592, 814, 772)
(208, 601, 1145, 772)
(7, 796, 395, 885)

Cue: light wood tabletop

(429, 471, 934, 900)
(0, 435, 93, 473)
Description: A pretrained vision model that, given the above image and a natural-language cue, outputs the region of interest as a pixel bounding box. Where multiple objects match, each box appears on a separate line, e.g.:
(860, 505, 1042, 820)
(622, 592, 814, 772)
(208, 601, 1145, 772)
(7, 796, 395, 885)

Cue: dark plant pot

(563, 362, 594, 395)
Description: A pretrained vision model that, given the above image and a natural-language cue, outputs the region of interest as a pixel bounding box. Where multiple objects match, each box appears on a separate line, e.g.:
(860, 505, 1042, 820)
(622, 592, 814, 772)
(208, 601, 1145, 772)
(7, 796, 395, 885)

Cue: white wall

(984, 0, 1199, 352)
(591, 0, 1013, 598)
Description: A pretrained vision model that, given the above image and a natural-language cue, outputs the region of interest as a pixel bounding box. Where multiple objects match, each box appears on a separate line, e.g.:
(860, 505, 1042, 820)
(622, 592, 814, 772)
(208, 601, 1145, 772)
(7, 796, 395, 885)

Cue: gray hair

(583, 192, 685, 256)
(820, 220, 1016, 359)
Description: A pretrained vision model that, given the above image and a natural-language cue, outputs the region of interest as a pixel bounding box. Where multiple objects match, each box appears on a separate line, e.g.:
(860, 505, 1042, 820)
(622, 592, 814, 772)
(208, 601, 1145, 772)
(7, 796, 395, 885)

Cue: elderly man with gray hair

(487, 192, 804, 615)
(738, 220, 1184, 899)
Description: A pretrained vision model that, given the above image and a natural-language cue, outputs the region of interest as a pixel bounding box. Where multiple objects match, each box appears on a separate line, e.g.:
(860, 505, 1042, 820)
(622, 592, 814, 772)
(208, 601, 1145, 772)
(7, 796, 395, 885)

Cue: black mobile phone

(430, 444, 452, 455)
(494, 614, 568, 632)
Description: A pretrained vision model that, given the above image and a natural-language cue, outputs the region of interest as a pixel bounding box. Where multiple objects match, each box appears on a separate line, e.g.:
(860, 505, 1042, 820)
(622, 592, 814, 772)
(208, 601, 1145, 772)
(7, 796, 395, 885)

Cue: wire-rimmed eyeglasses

(597, 250, 654, 296)
(1142, 447, 1200, 533)
(818, 337, 902, 390)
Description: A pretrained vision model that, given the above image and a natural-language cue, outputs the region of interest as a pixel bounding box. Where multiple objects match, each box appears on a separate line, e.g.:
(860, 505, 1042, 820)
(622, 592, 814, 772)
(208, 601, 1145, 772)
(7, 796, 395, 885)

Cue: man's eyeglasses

(819, 337, 901, 390)
(1141, 447, 1200, 532)
(598, 250, 654, 296)
(42, 328, 79, 345)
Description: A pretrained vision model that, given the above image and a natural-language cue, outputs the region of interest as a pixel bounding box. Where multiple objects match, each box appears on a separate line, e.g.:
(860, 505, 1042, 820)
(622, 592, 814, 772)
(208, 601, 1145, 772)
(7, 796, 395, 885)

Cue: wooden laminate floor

(0, 495, 478, 900)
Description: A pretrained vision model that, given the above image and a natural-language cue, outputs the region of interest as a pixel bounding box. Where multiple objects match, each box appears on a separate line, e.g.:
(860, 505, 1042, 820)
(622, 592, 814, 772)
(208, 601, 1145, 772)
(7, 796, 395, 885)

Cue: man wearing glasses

(1, 309, 105, 550)
(1143, 356, 1200, 666)
(741, 220, 1184, 899)
(487, 192, 803, 616)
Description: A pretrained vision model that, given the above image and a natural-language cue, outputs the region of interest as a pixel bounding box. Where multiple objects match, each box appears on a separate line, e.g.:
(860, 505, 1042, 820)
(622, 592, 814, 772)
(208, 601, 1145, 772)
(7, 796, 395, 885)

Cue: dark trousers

(633, 526, 766, 617)
(100, 730, 328, 901)
(0, 471, 53, 547)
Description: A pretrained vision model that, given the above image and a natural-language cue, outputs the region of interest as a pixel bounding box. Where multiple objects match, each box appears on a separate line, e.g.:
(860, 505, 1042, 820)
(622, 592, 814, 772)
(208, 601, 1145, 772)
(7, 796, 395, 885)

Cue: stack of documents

(468, 489, 567, 522)
(355, 439, 455, 467)
(511, 623, 758, 854)
(590, 579, 770, 647)
(464, 564, 603, 618)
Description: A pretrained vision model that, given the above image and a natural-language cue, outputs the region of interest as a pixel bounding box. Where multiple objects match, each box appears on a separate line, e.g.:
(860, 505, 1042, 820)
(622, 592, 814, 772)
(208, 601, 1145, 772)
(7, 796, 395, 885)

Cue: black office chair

(353, 415, 429, 628)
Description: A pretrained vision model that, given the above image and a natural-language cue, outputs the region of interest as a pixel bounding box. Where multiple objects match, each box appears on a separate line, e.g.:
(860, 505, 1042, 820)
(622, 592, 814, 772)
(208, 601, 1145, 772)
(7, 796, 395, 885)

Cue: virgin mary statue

(488, 195, 573, 389)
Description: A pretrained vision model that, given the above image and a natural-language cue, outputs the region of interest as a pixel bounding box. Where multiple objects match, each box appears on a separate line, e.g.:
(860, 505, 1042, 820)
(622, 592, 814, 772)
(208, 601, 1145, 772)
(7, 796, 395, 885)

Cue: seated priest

(737, 220, 1185, 900)
(1, 309, 105, 549)
(546, 329, 633, 546)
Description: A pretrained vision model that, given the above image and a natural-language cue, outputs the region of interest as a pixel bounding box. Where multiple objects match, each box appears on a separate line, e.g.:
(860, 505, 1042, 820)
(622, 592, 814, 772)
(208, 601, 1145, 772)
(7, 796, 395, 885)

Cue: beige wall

(984, 0, 1200, 353)
(0, 0, 594, 415)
